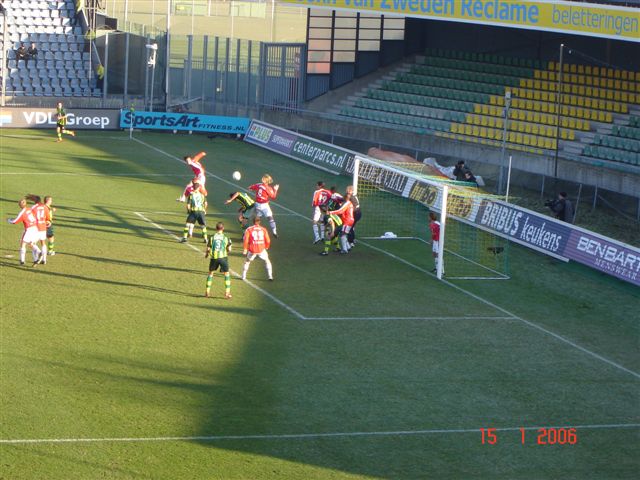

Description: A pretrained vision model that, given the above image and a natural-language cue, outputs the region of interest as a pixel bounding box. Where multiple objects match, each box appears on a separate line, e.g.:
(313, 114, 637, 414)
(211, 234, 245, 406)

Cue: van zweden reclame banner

(245, 119, 640, 286)
(0, 107, 119, 130)
(120, 110, 250, 134)
(244, 119, 356, 174)
(283, 0, 639, 42)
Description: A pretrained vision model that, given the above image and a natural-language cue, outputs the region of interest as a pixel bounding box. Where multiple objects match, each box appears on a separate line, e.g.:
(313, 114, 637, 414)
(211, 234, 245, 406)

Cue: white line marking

(133, 136, 640, 379)
(0, 173, 190, 177)
(133, 212, 304, 320)
(2, 423, 638, 445)
(304, 316, 515, 321)
(141, 211, 298, 217)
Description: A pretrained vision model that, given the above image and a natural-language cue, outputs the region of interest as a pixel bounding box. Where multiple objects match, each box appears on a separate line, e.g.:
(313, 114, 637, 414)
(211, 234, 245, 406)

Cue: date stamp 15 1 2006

(480, 427, 578, 445)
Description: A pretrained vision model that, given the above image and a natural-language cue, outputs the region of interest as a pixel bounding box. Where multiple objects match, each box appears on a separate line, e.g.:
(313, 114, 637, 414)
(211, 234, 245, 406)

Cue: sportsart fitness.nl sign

(120, 110, 249, 134)
(0, 107, 119, 130)
(245, 119, 640, 286)
(244, 119, 355, 175)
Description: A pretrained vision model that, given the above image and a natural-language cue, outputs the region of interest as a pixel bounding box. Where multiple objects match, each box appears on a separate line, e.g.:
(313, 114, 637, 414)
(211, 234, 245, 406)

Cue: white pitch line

(304, 316, 515, 321)
(0, 173, 190, 177)
(141, 211, 298, 217)
(2, 423, 638, 445)
(133, 136, 640, 380)
(133, 212, 304, 320)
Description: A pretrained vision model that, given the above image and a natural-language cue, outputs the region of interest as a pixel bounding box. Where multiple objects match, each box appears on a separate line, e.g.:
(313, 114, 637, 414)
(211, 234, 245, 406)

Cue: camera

(544, 199, 555, 207)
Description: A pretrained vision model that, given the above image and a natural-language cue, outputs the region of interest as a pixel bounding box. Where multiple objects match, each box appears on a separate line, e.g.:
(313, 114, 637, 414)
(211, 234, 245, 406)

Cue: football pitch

(0, 129, 638, 479)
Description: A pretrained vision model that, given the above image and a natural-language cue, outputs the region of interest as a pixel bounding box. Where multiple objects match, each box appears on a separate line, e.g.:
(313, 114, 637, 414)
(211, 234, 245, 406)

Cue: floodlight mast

(146, 43, 158, 111)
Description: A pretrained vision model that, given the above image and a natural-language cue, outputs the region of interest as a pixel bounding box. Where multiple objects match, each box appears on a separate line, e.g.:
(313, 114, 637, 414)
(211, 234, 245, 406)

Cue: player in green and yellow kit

(225, 191, 256, 229)
(181, 183, 208, 243)
(320, 210, 343, 256)
(205, 222, 233, 299)
(55, 102, 76, 142)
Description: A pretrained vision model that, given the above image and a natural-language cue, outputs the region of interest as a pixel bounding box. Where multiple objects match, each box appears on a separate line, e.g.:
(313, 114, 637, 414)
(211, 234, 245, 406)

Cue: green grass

(1, 129, 638, 479)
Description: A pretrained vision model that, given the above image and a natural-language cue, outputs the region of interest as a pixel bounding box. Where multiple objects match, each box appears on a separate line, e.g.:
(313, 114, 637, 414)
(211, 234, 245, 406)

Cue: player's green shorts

(209, 257, 229, 273)
(187, 211, 206, 225)
(46, 226, 54, 238)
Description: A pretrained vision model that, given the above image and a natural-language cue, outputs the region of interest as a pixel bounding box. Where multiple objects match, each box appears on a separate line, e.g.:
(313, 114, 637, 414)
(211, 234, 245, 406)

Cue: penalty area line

(2, 423, 638, 445)
(303, 316, 516, 321)
(133, 211, 304, 320)
(133, 136, 640, 380)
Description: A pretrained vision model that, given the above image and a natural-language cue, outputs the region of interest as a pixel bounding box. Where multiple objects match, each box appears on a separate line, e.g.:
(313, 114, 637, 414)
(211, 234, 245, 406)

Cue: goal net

(352, 155, 509, 280)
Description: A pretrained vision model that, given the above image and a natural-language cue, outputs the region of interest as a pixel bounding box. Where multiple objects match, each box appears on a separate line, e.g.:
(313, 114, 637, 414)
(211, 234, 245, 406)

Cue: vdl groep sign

(0, 107, 119, 129)
(120, 110, 250, 134)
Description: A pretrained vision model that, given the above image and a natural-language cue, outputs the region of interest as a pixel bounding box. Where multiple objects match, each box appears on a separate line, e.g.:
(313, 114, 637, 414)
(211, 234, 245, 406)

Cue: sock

(269, 218, 277, 235)
(32, 246, 41, 262)
(188, 224, 194, 236)
(48, 240, 54, 252)
(323, 239, 330, 253)
(57, 131, 62, 140)
(202, 226, 208, 240)
(313, 224, 319, 241)
(265, 258, 273, 279)
(224, 272, 231, 294)
(40, 244, 47, 262)
(183, 225, 189, 238)
(320, 225, 325, 238)
(340, 235, 349, 252)
(19, 247, 26, 263)
(206, 273, 213, 294)
(242, 261, 250, 279)
(64, 130, 74, 136)
(332, 237, 339, 250)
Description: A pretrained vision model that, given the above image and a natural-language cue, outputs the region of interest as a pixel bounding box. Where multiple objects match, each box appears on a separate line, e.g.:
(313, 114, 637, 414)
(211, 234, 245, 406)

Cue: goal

(351, 155, 509, 280)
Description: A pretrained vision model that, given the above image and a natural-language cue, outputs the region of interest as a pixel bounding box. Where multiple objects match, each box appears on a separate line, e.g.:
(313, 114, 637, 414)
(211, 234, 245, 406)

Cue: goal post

(351, 154, 509, 280)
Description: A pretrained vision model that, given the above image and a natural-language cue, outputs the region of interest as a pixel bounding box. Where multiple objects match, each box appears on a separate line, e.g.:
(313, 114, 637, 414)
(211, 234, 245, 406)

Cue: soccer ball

(232, 171, 242, 181)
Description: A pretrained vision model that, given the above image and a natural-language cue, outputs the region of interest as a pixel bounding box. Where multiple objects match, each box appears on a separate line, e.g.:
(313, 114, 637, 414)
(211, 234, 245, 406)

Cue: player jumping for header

(249, 174, 279, 238)
(181, 183, 208, 243)
(178, 151, 207, 202)
(225, 191, 256, 230)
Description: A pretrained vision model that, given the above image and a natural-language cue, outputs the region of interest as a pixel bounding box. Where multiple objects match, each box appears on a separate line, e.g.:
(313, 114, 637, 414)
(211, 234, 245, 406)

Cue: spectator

(16, 43, 28, 62)
(464, 170, 478, 186)
(453, 160, 469, 181)
(546, 192, 574, 224)
(26, 42, 38, 65)
(96, 63, 104, 90)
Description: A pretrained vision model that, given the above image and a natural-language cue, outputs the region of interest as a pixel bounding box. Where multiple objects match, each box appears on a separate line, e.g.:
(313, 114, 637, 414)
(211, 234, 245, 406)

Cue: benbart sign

(283, 0, 639, 42)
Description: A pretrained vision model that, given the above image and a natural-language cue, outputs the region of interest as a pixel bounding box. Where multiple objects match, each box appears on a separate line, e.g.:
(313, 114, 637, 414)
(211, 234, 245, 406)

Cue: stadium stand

(337, 48, 640, 165)
(1, 0, 95, 97)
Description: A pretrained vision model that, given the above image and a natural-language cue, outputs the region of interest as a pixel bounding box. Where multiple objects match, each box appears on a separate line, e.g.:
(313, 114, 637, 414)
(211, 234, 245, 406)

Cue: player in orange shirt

(241, 217, 273, 281)
(329, 192, 355, 254)
(27, 194, 49, 264)
(248, 174, 279, 238)
(312, 181, 331, 244)
(429, 212, 442, 274)
(178, 151, 207, 202)
(7, 198, 41, 265)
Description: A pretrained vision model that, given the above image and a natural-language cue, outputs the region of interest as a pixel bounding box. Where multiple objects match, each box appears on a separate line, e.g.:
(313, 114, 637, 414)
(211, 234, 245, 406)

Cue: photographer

(545, 192, 574, 224)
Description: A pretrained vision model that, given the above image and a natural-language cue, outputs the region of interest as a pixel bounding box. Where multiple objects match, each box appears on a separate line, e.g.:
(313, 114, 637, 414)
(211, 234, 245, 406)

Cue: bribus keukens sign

(120, 110, 250, 134)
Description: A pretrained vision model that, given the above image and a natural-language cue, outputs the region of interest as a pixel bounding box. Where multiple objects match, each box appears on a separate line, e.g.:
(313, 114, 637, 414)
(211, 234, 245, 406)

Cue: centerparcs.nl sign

(283, 0, 639, 43)
(244, 119, 356, 174)
(120, 110, 250, 134)
(245, 119, 640, 286)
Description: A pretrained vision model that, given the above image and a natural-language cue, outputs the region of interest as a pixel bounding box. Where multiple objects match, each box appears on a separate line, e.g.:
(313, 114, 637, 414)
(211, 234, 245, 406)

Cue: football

(232, 171, 242, 181)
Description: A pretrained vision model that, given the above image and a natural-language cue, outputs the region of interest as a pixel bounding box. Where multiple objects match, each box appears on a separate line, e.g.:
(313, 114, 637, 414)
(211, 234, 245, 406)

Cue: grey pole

(553, 43, 564, 180)
(164, 0, 171, 111)
(144, 35, 150, 110)
(102, 32, 109, 107)
(123, 32, 130, 105)
(497, 90, 511, 194)
(1, 11, 7, 107)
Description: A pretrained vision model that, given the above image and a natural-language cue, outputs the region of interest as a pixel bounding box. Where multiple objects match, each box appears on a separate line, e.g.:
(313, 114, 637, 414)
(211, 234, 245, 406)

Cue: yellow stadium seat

(496, 118, 503, 129)
(495, 130, 502, 141)
(585, 76, 593, 86)
(578, 65, 584, 75)
(570, 64, 577, 73)
(531, 124, 539, 135)
(451, 123, 459, 134)
(560, 129, 568, 140)
(516, 133, 524, 145)
(487, 128, 495, 140)
(534, 70, 541, 79)
(548, 61, 556, 71)
(569, 129, 575, 140)
(563, 64, 570, 73)
(465, 124, 473, 135)
(614, 69, 621, 79)
(585, 65, 592, 75)
(472, 126, 480, 137)
(607, 68, 614, 78)
(584, 120, 590, 130)
(474, 104, 482, 114)
(621, 71, 628, 80)
(481, 104, 489, 115)
(480, 127, 488, 138)
(523, 134, 531, 146)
